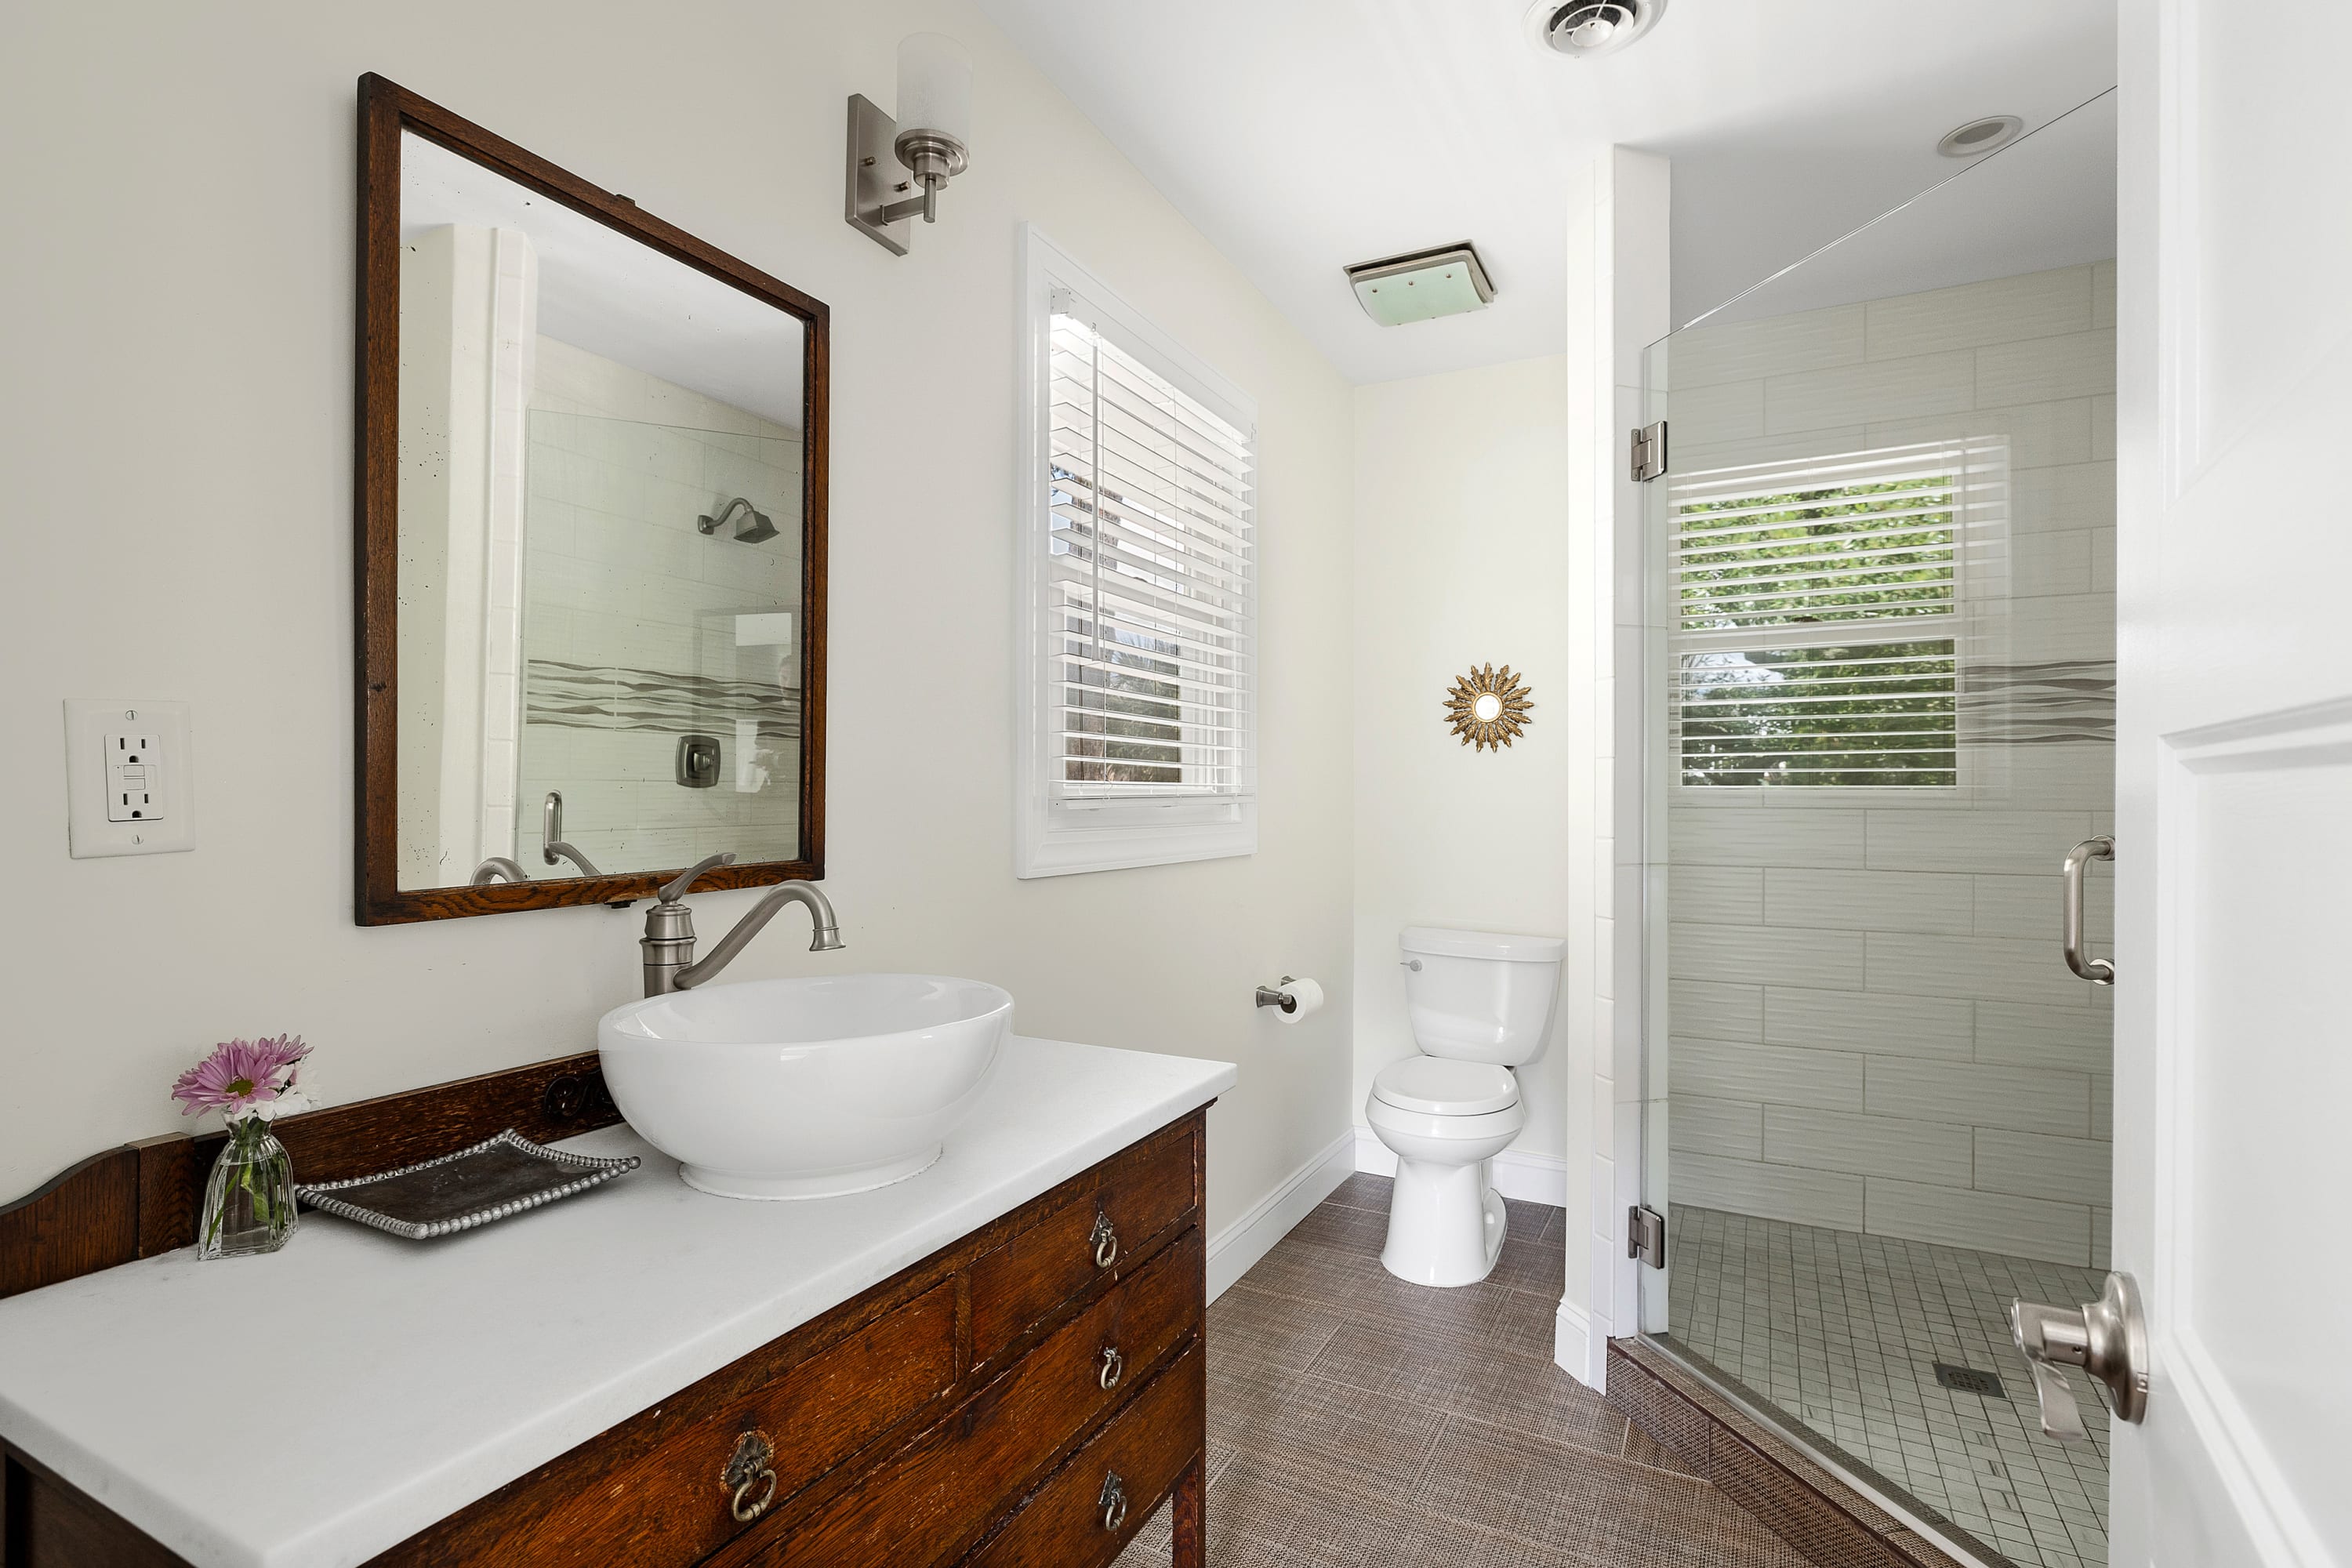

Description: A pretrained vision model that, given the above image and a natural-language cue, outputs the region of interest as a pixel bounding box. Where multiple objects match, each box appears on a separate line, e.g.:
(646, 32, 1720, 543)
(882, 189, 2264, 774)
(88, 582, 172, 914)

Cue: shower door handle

(2010, 1272, 2148, 1443)
(2062, 836, 2114, 985)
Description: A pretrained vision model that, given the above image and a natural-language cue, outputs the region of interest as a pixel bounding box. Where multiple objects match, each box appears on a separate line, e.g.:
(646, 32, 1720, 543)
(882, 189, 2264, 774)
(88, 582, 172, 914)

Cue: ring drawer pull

(731, 1468, 777, 1523)
(1098, 1470, 1129, 1532)
(723, 1429, 778, 1524)
(1098, 1345, 1125, 1390)
(1089, 1211, 1120, 1269)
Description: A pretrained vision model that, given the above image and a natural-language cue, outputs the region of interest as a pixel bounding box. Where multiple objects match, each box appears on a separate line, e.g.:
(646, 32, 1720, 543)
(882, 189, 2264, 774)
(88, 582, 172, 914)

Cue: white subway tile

(1865, 809, 2094, 874)
(1864, 1178, 2090, 1266)
(2091, 1206, 2112, 1269)
(1669, 979, 1763, 1041)
(2010, 528, 2095, 597)
(1671, 864, 1763, 924)
(1973, 1127, 2111, 1205)
(1867, 399, 2094, 470)
(1765, 867, 1972, 935)
(2091, 261, 2115, 329)
(1678, 1152, 1866, 1230)
(1976, 329, 2116, 405)
(1867, 931, 2092, 1007)
(1973, 873, 2108, 941)
(1864, 267, 2092, 360)
(1866, 1058, 2090, 1136)
(1974, 1002, 2111, 1073)
(2011, 462, 2116, 535)
(1673, 922, 1866, 989)
(1669, 304, 1865, 388)
(1764, 986, 1974, 1059)
(1671, 1095, 1765, 1159)
(2091, 395, 2116, 460)
(1671, 378, 1767, 444)
(2091, 1074, 2111, 1139)
(1672, 808, 1867, 867)
(1765, 1105, 1973, 1186)
(1766, 351, 1976, 433)
(1674, 1036, 1865, 1111)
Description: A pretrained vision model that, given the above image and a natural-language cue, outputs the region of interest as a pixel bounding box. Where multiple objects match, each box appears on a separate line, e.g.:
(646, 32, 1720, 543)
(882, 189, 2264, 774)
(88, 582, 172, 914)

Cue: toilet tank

(1399, 927, 1564, 1066)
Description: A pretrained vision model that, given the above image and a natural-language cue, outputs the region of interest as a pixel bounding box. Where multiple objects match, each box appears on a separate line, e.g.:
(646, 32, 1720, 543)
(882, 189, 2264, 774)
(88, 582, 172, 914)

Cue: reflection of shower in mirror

(699, 496, 780, 543)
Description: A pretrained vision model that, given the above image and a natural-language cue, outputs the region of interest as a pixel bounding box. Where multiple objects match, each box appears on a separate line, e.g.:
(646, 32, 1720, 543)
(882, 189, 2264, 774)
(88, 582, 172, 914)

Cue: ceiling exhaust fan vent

(1525, 0, 1666, 59)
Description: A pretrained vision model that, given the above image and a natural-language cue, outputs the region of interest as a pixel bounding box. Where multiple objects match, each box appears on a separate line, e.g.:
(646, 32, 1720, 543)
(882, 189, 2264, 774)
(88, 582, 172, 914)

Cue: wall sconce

(845, 34, 973, 256)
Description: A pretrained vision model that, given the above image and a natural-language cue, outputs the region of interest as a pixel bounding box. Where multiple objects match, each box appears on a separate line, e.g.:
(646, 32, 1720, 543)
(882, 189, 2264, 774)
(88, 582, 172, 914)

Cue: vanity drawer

(960, 1340, 1204, 1568)
(967, 1122, 1199, 1370)
(377, 1279, 957, 1567)
(775, 1227, 1203, 1568)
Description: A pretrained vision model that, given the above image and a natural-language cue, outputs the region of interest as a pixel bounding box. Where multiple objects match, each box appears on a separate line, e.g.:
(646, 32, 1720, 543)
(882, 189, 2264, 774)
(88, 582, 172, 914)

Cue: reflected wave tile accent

(1962, 660, 2115, 745)
(526, 658, 803, 736)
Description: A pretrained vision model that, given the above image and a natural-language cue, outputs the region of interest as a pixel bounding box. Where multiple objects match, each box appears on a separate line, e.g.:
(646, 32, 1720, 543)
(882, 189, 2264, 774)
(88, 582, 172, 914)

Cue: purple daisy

(171, 1035, 312, 1119)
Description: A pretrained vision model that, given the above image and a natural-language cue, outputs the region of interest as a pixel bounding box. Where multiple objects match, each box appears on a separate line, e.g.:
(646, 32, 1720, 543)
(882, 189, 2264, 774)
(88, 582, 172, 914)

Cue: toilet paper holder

(1254, 977, 1302, 1014)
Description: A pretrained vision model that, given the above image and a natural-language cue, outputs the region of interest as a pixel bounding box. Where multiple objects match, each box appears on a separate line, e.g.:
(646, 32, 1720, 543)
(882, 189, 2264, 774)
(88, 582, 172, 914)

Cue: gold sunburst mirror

(1443, 663, 1534, 752)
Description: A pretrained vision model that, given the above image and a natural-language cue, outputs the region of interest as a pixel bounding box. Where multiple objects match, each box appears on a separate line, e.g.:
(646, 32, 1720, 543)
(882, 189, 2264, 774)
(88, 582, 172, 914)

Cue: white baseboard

(1555, 1298, 1598, 1388)
(1205, 1128, 1356, 1302)
(1352, 1127, 1569, 1207)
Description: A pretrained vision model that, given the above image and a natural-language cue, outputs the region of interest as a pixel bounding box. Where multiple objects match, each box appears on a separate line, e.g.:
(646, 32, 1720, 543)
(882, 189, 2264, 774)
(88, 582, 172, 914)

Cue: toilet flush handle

(1401, 959, 1422, 971)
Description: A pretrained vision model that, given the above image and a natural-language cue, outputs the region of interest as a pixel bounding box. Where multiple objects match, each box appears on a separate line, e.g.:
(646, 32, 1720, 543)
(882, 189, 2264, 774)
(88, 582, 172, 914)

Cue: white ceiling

(402, 133, 804, 428)
(972, 0, 2118, 384)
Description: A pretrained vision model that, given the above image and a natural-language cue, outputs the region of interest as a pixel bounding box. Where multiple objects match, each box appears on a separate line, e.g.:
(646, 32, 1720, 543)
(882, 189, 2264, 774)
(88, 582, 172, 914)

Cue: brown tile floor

(1112, 1174, 1813, 1567)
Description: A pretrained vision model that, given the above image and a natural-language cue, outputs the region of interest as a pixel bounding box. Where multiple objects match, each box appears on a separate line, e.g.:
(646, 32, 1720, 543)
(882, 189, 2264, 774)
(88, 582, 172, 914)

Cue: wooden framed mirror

(354, 75, 826, 924)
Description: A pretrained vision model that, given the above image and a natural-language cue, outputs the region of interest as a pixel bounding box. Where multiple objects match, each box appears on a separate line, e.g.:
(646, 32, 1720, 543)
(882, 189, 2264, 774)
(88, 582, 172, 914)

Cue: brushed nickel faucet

(641, 852, 844, 996)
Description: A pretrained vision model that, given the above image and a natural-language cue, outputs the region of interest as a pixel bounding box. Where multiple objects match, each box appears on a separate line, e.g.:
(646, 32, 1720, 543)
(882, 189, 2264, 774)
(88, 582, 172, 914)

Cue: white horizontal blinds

(1045, 290, 1256, 799)
(1669, 442, 1967, 787)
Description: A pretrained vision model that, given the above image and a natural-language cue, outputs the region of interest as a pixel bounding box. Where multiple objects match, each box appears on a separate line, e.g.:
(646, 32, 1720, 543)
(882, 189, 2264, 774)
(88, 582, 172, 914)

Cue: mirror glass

(392, 131, 810, 893)
(1472, 692, 1503, 723)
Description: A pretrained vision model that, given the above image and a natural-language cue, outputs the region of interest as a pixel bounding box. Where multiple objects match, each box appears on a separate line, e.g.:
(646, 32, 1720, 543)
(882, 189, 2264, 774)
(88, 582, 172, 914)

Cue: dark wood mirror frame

(354, 74, 828, 925)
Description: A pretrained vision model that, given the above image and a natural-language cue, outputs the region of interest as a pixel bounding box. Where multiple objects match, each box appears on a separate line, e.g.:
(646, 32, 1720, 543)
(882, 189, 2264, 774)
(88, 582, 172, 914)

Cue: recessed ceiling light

(1936, 114, 2024, 158)
(1522, 0, 1668, 60)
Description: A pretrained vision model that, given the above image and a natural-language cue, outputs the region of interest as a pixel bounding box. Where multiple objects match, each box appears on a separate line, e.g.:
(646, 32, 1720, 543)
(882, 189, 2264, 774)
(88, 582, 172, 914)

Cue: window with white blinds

(1668, 442, 1977, 788)
(1016, 230, 1258, 877)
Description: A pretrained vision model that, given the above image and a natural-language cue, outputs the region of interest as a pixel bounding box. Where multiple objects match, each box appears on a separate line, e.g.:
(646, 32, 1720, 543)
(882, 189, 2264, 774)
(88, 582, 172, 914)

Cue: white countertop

(0, 1036, 1234, 1568)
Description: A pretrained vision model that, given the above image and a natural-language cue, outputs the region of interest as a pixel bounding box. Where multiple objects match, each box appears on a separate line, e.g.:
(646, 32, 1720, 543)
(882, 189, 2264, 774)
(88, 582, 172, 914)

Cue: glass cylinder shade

(896, 33, 972, 148)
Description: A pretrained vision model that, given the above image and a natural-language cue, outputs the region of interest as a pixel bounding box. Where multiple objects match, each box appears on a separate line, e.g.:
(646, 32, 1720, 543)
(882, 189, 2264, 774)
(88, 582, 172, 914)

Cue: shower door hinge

(1628, 1204, 1667, 1269)
(1629, 420, 1668, 483)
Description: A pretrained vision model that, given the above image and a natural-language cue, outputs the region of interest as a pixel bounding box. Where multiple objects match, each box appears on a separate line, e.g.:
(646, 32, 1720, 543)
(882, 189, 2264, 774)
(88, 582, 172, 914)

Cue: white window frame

(1663, 437, 2010, 796)
(1014, 226, 1259, 878)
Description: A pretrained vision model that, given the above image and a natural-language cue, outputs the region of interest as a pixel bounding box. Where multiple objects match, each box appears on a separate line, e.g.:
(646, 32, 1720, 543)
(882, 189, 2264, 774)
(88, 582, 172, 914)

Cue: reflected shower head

(698, 496, 779, 544)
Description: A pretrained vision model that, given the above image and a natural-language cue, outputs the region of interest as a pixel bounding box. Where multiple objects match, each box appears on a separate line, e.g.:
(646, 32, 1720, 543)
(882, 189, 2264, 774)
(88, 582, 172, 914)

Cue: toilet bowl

(1368, 927, 1563, 1287)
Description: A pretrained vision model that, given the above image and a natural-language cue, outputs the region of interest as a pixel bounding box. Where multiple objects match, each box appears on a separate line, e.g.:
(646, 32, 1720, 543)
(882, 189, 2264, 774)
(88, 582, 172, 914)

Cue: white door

(2109, 2, 2352, 1561)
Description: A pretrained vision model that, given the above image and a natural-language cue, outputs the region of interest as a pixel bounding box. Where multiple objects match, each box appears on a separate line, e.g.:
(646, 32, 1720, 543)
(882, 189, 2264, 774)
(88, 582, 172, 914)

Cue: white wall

(1350, 356, 1573, 1184)
(0, 0, 1356, 1245)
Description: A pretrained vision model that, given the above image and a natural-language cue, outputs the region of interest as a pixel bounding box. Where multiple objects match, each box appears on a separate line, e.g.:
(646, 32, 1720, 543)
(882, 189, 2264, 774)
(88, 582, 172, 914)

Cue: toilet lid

(1371, 1058, 1519, 1116)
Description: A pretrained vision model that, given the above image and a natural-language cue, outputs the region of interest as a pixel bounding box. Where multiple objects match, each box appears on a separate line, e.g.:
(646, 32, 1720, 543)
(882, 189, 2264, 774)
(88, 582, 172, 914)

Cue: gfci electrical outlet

(64, 699, 195, 858)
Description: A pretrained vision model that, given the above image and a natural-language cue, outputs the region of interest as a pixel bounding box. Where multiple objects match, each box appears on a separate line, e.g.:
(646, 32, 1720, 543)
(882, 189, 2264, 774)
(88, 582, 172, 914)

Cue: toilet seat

(1370, 1057, 1519, 1117)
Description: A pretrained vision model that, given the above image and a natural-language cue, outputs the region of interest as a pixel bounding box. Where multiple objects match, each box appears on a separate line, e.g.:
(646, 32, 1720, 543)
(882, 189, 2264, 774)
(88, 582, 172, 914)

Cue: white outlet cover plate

(64, 699, 195, 858)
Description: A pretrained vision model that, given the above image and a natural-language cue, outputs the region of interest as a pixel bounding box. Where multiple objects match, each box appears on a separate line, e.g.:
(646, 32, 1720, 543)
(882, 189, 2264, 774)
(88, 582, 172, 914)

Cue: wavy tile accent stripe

(1962, 660, 2114, 745)
(525, 658, 802, 736)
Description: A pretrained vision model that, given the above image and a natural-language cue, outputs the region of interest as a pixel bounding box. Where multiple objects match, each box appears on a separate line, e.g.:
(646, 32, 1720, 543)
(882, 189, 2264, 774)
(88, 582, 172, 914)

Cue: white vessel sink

(598, 974, 1011, 1200)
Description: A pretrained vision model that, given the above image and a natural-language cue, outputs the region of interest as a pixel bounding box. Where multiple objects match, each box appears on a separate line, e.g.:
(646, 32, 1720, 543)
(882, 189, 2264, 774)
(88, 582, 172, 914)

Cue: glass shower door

(1636, 93, 2118, 1568)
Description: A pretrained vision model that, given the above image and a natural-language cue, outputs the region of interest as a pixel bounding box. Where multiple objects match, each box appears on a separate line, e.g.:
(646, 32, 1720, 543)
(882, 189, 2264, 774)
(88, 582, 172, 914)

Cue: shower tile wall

(514, 337, 804, 873)
(1664, 263, 2115, 1269)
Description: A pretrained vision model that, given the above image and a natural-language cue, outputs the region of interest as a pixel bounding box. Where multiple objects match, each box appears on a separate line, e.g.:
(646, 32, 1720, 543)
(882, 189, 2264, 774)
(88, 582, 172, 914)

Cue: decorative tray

(295, 1129, 640, 1240)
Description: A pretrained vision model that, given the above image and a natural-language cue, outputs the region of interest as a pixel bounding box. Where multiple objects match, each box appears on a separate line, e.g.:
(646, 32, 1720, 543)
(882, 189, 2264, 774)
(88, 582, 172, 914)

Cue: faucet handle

(659, 851, 737, 903)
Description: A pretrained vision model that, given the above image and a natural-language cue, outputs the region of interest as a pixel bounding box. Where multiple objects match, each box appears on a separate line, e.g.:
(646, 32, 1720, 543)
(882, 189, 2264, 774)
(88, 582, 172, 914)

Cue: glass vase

(199, 1118, 297, 1259)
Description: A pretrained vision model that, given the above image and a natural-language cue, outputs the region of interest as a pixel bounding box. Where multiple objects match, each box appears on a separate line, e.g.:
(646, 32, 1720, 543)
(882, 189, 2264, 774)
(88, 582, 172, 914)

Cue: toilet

(1367, 926, 1564, 1287)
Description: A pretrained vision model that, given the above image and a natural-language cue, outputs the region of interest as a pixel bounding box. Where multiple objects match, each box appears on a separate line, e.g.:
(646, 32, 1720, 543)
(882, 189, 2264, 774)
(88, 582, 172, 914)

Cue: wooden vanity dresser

(0, 1054, 1213, 1568)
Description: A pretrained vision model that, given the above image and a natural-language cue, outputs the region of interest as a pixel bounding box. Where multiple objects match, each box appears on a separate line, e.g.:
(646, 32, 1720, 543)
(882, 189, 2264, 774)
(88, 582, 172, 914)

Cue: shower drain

(1933, 1363, 2007, 1398)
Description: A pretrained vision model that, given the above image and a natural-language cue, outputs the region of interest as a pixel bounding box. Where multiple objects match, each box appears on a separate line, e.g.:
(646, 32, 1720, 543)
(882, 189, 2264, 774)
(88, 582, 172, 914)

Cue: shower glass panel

(1637, 93, 2116, 1568)
(515, 410, 806, 874)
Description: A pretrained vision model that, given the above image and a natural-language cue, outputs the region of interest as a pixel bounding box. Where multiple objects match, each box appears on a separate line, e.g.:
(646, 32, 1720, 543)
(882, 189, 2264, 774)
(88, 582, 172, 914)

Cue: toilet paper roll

(1277, 977, 1324, 1025)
